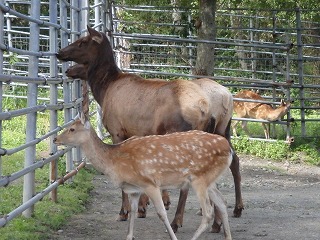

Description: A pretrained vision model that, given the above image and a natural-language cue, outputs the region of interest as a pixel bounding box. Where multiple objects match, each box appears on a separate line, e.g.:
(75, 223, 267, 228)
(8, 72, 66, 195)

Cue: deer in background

(232, 90, 291, 139)
(54, 114, 233, 240)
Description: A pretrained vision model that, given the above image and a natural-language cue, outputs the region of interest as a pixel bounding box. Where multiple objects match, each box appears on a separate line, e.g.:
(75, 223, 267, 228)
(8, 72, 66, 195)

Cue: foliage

(232, 136, 290, 160)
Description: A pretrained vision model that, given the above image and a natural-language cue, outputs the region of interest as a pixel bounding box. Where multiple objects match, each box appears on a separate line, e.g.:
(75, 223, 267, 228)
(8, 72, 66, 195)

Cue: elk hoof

(118, 209, 129, 221)
(138, 207, 147, 218)
(164, 200, 171, 210)
(170, 223, 179, 233)
(233, 205, 244, 218)
(211, 222, 222, 233)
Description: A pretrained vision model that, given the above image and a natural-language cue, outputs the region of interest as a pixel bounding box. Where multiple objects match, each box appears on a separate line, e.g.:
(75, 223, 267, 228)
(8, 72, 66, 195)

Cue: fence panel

(110, 3, 320, 141)
(0, 0, 108, 227)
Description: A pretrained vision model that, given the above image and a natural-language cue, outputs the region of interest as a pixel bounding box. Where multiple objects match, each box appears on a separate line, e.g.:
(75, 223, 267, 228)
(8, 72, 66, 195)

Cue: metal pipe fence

(0, 0, 108, 227)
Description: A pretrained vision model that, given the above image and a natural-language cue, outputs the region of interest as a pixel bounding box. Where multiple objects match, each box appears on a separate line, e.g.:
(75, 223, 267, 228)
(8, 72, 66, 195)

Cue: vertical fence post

(79, 0, 90, 121)
(60, 0, 73, 177)
(296, 8, 306, 137)
(23, 0, 40, 217)
(49, 0, 59, 202)
(70, 0, 82, 164)
(271, 10, 277, 138)
(0, 0, 4, 176)
(94, 0, 104, 139)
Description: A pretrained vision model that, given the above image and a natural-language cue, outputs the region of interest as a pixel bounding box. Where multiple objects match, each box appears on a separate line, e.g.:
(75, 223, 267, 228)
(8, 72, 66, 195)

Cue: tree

(193, 0, 217, 76)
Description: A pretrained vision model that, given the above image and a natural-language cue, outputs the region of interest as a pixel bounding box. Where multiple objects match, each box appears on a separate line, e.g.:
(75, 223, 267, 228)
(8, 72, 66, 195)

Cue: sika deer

(232, 90, 291, 139)
(56, 26, 243, 233)
(53, 114, 232, 240)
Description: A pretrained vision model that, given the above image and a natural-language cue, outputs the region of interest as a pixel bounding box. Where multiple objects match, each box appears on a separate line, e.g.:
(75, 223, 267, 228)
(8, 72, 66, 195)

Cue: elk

(53, 114, 233, 240)
(56, 26, 243, 233)
(232, 90, 291, 139)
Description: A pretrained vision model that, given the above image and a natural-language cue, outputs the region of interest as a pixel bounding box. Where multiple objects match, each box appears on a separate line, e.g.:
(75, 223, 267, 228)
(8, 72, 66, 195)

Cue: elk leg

(126, 192, 140, 240)
(170, 187, 189, 233)
(119, 190, 130, 221)
(162, 189, 171, 210)
(137, 190, 170, 218)
(137, 193, 149, 218)
(224, 120, 243, 219)
(230, 151, 244, 217)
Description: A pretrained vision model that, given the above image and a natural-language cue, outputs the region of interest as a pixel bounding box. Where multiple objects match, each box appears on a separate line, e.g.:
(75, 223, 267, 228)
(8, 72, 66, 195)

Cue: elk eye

(70, 128, 75, 132)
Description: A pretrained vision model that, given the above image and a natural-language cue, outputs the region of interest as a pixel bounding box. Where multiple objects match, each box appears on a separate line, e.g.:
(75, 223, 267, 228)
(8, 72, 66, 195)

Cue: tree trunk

(193, 0, 217, 76)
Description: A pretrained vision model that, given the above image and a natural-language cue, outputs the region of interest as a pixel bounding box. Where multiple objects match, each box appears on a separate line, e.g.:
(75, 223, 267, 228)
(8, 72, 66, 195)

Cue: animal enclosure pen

(0, 0, 319, 231)
(0, 0, 108, 227)
(111, 4, 320, 140)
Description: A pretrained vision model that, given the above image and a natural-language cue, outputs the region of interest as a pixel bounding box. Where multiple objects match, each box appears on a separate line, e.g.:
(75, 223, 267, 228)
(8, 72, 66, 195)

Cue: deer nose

(53, 137, 57, 143)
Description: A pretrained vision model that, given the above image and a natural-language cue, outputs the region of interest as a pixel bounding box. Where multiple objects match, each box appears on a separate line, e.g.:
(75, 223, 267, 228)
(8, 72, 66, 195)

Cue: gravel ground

(50, 154, 320, 240)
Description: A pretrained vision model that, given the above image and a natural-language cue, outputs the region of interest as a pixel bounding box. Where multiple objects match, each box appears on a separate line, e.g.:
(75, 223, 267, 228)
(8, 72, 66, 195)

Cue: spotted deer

(232, 90, 291, 139)
(53, 114, 232, 240)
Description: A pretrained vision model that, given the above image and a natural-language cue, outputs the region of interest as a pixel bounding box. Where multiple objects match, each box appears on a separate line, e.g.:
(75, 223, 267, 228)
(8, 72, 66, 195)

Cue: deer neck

(79, 128, 115, 175)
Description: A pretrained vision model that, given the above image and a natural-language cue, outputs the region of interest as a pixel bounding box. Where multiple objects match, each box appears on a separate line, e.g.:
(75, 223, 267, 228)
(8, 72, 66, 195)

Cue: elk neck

(87, 41, 121, 106)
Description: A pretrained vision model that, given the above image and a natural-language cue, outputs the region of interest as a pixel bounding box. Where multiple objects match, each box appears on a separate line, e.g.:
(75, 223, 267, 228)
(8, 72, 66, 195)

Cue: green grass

(0, 111, 95, 240)
(231, 110, 320, 165)
(0, 156, 94, 240)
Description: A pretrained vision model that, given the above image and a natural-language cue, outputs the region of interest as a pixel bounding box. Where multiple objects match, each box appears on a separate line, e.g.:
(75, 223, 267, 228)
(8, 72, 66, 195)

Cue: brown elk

(232, 90, 291, 139)
(53, 114, 233, 240)
(56, 26, 243, 233)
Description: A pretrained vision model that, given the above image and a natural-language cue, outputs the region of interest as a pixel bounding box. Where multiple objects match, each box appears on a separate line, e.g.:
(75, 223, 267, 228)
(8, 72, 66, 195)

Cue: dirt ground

(50, 154, 320, 240)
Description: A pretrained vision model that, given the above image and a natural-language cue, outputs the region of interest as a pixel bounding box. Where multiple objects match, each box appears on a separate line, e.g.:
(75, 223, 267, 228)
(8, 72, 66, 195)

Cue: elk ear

(87, 26, 103, 44)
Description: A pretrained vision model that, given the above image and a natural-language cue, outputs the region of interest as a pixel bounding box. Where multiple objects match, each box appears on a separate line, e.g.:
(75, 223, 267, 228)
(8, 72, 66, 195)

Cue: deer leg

(231, 120, 240, 137)
(126, 192, 141, 240)
(208, 185, 232, 240)
(162, 189, 171, 210)
(137, 193, 150, 218)
(170, 187, 189, 233)
(145, 186, 178, 240)
(119, 190, 130, 221)
(211, 205, 222, 233)
(241, 121, 251, 137)
(191, 182, 212, 240)
(262, 123, 270, 139)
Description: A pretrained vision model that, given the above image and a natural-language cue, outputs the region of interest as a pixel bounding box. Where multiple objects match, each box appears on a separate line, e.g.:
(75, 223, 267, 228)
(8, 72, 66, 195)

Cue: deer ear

(87, 26, 103, 44)
(80, 112, 86, 125)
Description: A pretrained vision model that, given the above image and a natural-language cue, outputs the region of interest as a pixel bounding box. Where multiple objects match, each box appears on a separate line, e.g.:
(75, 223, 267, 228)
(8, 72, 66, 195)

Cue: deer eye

(69, 128, 75, 132)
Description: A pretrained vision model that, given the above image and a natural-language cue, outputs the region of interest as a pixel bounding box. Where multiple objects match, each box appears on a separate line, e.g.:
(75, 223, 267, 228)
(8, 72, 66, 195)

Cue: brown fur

(232, 90, 291, 139)
(57, 26, 243, 232)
